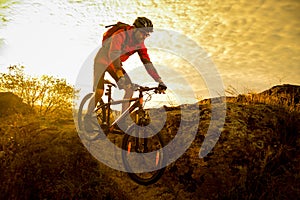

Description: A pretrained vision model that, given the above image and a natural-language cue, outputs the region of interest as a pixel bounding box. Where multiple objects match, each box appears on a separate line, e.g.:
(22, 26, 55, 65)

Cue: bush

(0, 65, 78, 117)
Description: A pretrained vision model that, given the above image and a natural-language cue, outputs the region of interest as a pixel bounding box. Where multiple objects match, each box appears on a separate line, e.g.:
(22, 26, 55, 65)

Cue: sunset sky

(0, 0, 299, 104)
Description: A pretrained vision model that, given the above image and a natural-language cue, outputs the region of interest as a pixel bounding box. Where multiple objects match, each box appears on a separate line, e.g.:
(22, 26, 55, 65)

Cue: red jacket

(95, 26, 161, 82)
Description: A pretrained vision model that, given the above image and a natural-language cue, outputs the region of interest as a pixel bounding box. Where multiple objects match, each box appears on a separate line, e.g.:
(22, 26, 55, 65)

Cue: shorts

(93, 63, 132, 91)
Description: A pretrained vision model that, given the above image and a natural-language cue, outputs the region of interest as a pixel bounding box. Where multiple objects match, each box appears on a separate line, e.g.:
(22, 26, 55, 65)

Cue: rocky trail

(78, 99, 300, 199)
(1, 84, 299, 199)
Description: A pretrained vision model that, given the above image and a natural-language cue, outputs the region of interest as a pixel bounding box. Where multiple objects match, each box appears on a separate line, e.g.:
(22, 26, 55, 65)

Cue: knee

(95, 89, 104, 98)
(124, 88, 133, 98)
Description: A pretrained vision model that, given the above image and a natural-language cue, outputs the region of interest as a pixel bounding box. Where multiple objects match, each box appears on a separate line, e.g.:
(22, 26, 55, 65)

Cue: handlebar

(133, 84, 165, 94)
(103, 80, 165, 94)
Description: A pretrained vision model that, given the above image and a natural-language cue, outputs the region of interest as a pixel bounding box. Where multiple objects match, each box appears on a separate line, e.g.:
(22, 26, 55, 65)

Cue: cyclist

(85, 17, 167, 131)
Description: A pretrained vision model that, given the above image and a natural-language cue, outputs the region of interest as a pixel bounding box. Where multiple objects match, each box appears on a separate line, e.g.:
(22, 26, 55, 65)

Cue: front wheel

(122, 124, 166, 185)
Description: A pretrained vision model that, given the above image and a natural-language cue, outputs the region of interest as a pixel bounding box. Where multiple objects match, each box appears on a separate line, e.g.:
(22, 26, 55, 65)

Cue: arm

(109, 30, 126, 77)
(138, 46, 167, 91)
(138, 47, 162, 83)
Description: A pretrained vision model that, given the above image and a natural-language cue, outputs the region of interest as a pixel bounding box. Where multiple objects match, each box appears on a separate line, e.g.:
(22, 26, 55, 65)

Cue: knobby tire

(122, 124, 166, 185)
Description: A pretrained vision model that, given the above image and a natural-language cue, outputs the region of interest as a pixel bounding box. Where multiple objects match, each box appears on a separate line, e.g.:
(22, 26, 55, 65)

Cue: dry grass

(222, 108, 300, 200)
(201, 84, 300, 199)
(1, 84, 299, 199)
(0, 113, 127, 200)
(225, 84, 300, 112)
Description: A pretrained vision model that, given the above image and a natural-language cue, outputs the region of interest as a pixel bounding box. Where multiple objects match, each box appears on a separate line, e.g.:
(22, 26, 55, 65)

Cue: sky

(0, 0, 299, 104)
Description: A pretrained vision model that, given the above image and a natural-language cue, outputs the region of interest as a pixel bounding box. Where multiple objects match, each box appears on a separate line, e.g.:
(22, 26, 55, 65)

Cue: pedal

(100, 123, 108, 130)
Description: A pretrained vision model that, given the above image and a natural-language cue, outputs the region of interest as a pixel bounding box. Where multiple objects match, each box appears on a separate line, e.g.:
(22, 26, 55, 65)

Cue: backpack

(102, 22, 130, 45)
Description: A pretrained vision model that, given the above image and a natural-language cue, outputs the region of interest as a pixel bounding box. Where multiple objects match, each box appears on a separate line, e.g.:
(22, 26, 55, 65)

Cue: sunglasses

(139, 29, 150, 37)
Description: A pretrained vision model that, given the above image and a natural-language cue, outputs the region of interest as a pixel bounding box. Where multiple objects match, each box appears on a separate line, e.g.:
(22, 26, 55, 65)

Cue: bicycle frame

(78, 81, 165, 185)
(95, 83, 146, 133)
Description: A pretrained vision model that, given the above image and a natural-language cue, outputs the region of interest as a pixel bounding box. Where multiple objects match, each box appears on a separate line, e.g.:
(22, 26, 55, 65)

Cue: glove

(158, 81, 167, 92)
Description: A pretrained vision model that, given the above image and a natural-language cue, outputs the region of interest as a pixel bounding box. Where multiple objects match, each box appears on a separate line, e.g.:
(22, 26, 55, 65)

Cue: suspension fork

(136, 91, 148, 152)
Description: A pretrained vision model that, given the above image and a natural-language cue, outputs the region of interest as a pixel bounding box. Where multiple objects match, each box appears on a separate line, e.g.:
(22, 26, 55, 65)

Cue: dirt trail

(73, 100, 300, 199)
(85, 108, 206, 200)
(75, 105, 220, 200)
(96, 156, 196, 200)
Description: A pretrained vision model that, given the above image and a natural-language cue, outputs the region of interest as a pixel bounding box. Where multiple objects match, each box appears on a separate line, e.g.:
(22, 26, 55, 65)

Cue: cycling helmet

(133, 17, 153, 33)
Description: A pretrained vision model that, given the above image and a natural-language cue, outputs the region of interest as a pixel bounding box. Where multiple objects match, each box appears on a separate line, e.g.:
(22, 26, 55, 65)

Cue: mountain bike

(77, 80, 166, 185)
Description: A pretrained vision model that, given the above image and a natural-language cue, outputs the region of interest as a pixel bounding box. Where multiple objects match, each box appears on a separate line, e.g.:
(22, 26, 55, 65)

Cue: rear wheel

(122, 124, 165, 185)
(77, 93, 106, 140)
(78, 93, 93, 131)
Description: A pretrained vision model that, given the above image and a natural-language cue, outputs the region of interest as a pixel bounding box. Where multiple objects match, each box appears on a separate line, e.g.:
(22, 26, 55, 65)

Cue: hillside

(0, 85, 299, 199)
(0, 92, 32, 117)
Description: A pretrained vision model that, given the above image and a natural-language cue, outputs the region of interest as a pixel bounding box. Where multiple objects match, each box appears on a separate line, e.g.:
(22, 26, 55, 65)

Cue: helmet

(133, 17, 153, 33)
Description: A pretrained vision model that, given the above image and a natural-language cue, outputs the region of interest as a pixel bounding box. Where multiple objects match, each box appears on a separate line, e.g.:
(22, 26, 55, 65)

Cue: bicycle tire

(78, 93, 93, 131)
(122, 124, 166, 185)
(77, 93, 105, 141)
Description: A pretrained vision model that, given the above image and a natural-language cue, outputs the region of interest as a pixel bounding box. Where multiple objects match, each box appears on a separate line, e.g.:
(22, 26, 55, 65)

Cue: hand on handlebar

(130, 82, 166, 93)
(158, 82, 167, 93)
